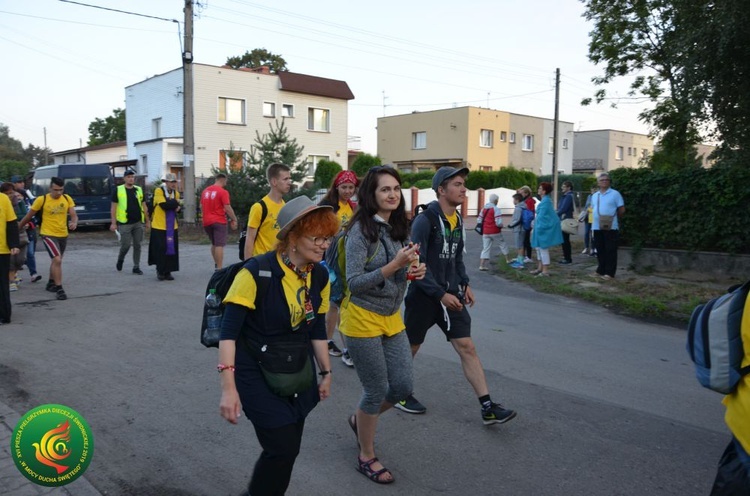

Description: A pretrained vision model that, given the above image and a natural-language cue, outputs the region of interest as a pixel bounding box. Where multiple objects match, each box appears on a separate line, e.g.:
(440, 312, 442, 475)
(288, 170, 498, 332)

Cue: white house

(125, 64, 355, 184)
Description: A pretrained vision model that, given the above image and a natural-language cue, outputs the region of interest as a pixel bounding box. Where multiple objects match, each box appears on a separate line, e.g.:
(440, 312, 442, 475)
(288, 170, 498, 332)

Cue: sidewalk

(0, 399, 101, 496)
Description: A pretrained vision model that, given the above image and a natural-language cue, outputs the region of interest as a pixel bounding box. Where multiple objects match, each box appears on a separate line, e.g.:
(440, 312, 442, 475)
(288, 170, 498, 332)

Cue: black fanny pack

(245, 332, 313, 397)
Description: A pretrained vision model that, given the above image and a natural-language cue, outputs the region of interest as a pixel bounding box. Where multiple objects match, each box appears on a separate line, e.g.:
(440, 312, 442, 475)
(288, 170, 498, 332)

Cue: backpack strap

(258, 199, 268, 228)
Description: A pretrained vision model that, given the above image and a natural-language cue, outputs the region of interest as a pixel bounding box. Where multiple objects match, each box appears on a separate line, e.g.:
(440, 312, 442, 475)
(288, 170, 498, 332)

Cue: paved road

(0, 228, 727, 495)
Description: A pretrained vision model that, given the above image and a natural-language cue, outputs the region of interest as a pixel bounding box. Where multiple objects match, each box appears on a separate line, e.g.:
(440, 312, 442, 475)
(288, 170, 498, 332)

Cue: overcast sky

(0, 0, 650, 155)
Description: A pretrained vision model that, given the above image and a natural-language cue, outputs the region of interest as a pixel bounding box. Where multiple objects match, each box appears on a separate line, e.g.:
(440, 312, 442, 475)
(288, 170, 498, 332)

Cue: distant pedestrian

(200, 173, 239, 270)
(591, 172, 625, 280)
(579, 186, 597, 256)
(507, 193, 527, 268)
(0, 188, 20, 323)
(318, 170, 359, 366)
(12, 175, 41, 283)
(556, 180, 575, 265)
(400, 166, 517, 426)
(148, 173, 180, 281)
(530, 182, 563, 277)
(19, 177, 78, 301)
(243, 163, 292, 259)
(1, 183, 27, 292)
(218, 196, 338, 496)
(518, 185, 536, 263)
(477, 193, 510, 270)
(110, 169, 149, 275)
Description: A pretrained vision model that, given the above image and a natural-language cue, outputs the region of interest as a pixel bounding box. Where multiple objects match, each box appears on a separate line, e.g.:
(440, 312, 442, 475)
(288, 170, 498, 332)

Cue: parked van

(31, 164, 113, 226)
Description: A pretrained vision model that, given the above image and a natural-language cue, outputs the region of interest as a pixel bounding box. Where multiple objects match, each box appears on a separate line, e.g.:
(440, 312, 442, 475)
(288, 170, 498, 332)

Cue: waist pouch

(599, 215, 614, 230)
(245, 332, 313, 397)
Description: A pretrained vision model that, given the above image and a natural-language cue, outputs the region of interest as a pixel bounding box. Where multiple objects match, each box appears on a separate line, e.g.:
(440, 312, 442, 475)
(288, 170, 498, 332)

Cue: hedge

(609, 165, 750, 254)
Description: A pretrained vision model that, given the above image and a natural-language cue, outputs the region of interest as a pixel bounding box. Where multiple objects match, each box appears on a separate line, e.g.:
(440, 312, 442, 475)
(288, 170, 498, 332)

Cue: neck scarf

(281, 252, 315, 323)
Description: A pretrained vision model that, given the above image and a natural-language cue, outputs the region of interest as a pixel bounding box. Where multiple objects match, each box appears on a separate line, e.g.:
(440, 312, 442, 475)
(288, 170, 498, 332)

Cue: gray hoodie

(345, 217, 407, 316)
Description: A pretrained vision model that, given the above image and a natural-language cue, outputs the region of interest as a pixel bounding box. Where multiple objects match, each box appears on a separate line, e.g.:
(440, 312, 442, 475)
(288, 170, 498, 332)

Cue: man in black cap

(110, 169, 149, 274)
(398, 166, 517, 426)
(11, 175, 41, 283)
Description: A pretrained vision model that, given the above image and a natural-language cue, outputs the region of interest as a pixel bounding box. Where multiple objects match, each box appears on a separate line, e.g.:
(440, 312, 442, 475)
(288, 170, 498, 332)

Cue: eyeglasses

(305, 235, 333, 246)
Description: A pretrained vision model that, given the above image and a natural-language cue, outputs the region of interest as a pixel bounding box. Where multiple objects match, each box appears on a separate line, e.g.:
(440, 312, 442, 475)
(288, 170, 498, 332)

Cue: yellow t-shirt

(339, 297, 405, 338)
(723, 295, 750, 453)
(445, 211, 458, 232)
(0, 194, 17, 254)
(224, 253, 330, 329)
(32, 194, 75, 238)
(151, 186, 180, 231)
(337, 201, 354, 229)
(248, 195, 284, 256)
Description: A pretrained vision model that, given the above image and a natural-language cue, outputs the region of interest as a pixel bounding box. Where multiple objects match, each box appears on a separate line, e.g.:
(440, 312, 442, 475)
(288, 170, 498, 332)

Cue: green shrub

(314, 160, 342, 188)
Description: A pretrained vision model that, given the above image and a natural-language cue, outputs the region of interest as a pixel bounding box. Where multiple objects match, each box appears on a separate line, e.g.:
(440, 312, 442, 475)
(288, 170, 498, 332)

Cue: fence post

(410, 187, 419, 219)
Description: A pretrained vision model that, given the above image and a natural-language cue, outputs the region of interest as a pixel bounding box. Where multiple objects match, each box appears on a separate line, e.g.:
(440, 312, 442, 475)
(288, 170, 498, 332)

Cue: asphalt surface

(0, 227, 728, 495)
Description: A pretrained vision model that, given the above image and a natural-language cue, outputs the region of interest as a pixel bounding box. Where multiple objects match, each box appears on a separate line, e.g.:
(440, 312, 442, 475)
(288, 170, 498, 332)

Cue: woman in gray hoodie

(339, 166, 425, 484)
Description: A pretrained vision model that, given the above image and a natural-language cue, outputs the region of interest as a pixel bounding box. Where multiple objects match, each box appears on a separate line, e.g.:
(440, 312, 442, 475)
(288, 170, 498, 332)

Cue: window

(615, 146, 624, 160)
(509, 132, 516, 144)
(562, 138, 569, 149)
(479, 129, 493, 148)
(263, 102, 276, 118)
(220, 150, 248, 171)
(281, 104, 294, 118)
(627, 147, 632, 156)
(412, 131, 427, 149)
(479, 165, 492, 172)
(548, 137, 554, 154)
(308, 107, 330, 132)
(218, 97, 245, 124)
(152, 118, 162, 139)
(500, 131, 507, 142)
(522, 134, 534, 151)
(306, 154, 329, 176)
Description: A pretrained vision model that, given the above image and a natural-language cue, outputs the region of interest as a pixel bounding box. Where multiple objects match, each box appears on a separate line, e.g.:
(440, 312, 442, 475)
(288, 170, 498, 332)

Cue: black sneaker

(132, 267, 143, 275)
(481, 402, 517, 425)
(46, 281, 57, 292)
(558, 259, 572, 265)
(394, 394, 426, 414)
(116, 259, 123, 271)
(165, 273, 175, 281)
(56, 288, 67, 301)
(328, 340, 343, 357)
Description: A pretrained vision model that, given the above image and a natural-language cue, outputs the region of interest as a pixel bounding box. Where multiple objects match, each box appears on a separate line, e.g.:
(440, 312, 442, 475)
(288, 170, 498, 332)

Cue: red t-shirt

(200, 185, 230, 226)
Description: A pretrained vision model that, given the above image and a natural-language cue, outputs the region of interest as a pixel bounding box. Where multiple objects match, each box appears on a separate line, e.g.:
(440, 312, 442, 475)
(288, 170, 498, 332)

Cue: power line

(57, 0, 179, 24)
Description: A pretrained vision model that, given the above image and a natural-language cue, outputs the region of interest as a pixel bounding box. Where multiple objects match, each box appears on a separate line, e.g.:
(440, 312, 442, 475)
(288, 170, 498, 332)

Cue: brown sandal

(347, 414, 359, 447)
(357, 456, 394, 484)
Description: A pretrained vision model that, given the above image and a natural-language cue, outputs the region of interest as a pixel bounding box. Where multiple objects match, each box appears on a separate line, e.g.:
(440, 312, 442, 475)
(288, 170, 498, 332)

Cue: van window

(62, 177, 110, 196)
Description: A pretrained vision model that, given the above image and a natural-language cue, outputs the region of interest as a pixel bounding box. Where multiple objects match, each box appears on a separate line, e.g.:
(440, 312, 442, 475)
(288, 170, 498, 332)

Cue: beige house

(377, 106, 572, 175)
(125, 64, 354, 183)
(573, 129, 653, 173)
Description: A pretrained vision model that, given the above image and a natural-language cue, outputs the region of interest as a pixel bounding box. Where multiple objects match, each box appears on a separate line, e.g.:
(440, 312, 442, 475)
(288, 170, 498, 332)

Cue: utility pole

(182, 0, 196, 223)
(552, 68, 560, 207)
(43, 127, 48, 166)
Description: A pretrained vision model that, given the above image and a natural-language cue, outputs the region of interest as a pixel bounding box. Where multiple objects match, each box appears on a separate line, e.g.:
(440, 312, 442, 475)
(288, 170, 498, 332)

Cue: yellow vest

(115, 185, 144, 223)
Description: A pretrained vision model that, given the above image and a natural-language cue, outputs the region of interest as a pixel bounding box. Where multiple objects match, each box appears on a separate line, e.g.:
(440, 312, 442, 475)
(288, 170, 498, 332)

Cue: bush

(351, 153, 381, 177)
(401, 171, 435, 188)
(611, 165, 750, 254)
(314, 160, 342, 188)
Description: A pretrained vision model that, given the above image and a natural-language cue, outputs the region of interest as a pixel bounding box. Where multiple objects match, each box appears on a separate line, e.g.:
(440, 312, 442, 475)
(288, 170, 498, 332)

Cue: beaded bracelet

(217, 364, 236, 373)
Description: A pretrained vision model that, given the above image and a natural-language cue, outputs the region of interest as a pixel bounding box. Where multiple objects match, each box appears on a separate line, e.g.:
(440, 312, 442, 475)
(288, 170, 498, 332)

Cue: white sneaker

(9, 283, 18, 292)
(341, 350, 354, 368)
(581, 248, 588, 254)
(523, 257, 533, 263)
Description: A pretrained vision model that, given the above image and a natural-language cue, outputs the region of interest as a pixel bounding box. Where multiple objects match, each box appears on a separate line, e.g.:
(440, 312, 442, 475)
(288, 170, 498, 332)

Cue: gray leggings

(346, 331, 413, 415)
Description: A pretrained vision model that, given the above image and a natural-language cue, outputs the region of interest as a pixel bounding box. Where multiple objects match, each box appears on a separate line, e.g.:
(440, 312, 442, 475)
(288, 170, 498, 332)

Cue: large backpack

(521, 207, 534, 230)
(200, 253, 327, 348)
(238, 199, 268, 261)
(687, 281, 750, 394)
(324, 230, 385, 305)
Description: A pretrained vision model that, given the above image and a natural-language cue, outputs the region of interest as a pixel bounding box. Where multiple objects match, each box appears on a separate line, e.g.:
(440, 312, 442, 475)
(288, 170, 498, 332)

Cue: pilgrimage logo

(11, 404, 94, 487)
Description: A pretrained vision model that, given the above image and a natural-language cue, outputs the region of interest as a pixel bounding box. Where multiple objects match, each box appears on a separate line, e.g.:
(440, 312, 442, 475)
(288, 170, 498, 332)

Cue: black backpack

(200, 252, 327, 348)
(238, 199, 268, 261)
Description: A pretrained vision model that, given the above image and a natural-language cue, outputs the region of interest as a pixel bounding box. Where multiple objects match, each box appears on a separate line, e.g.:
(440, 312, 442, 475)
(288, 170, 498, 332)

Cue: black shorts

(404, 289, 471, 345)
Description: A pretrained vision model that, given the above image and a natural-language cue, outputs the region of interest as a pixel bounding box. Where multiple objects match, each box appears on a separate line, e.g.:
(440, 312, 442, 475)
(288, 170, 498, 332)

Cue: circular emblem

(11, 404, 94, 487)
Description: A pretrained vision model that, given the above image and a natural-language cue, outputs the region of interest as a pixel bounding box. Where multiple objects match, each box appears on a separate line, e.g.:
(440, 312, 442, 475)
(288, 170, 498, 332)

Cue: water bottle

(204, 289, 222, 345)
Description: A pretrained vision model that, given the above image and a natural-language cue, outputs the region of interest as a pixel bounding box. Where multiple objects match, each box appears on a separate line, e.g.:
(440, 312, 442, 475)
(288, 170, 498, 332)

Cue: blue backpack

(521, 207, 534, 230)
(686, 281, 750, 394)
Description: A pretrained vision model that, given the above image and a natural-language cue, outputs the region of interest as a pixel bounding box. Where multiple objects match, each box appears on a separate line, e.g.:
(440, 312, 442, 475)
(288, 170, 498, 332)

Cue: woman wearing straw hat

(218, 196, 338, 495)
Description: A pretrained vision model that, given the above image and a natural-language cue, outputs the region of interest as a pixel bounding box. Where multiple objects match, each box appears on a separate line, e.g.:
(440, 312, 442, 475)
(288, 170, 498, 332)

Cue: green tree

(225, 49, 288, 73)
(580, 0, 704, 169)
(314, 159, 342, 189)
(0, 160, 30, 181)
(0, 123, 24, 162)
(350, 152, 381, 177)
(88, 108, 126, 146)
